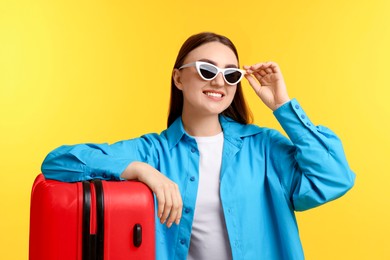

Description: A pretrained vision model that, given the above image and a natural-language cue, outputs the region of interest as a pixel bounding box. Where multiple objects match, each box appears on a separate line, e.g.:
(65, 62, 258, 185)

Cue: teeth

(205, 92, 222, 98)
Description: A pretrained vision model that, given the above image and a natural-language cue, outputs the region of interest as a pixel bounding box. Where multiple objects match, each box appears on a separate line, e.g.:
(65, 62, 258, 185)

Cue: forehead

(184, 41, 238, 66)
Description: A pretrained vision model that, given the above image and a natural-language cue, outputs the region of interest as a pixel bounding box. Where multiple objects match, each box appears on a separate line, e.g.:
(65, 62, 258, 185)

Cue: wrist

(121, 161, 143, 180)
(274, 99, 291, 111)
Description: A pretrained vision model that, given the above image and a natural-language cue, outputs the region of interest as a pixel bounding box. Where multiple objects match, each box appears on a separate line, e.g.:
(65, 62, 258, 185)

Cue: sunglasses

(179, 61, 246, 86)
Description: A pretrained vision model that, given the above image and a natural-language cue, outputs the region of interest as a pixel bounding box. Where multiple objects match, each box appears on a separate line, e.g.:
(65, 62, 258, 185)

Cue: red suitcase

(29, 174, 155, 260)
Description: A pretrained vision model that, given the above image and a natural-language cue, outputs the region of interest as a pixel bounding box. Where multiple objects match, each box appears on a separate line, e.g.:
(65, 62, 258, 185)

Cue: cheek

(227, 87, 237, 100)
(181, 76, 205, 94)
(181, 69, 201, 85)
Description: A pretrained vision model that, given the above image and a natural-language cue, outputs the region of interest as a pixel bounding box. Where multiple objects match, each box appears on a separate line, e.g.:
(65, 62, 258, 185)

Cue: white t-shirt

(188, 132, 232, 260)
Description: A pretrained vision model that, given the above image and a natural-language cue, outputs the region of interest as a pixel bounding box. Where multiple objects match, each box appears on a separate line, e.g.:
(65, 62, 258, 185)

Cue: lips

(203, 91, 224, 98)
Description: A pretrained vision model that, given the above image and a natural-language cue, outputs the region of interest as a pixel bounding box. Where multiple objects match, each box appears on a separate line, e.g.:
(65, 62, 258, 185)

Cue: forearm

(41, 142, 136, 182)
(120, 161, 159, 181)
(273, 99, 355, 210)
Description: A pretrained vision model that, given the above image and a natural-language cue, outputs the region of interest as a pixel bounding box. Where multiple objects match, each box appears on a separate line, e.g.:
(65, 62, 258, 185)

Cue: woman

(42, 32, 355, 259)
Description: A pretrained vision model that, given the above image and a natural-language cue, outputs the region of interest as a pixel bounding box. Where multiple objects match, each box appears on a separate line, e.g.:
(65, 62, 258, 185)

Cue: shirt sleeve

(271, 98, 355, 211)
(41, 134, 159, 182)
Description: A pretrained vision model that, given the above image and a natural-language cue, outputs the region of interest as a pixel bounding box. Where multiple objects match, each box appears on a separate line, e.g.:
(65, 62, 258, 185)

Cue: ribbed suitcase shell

(29, 174, 155, 260)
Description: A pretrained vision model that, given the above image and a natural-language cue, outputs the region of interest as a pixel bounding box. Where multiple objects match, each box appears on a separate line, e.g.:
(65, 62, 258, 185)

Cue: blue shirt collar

(166, 115, 263, 150)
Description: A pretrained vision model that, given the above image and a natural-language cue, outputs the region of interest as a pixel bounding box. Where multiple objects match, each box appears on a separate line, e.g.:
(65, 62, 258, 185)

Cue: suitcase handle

(133, 224, 142, 247)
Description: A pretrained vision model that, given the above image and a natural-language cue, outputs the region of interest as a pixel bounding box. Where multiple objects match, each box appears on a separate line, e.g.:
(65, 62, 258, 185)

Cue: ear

(172, 68, 183, 90)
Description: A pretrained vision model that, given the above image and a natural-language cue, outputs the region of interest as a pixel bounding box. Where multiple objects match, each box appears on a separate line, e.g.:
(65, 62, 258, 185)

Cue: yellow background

(1, 0, 389, 259)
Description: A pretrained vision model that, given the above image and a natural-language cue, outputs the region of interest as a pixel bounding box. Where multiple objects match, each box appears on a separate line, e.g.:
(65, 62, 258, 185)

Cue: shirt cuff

(273, 98, 317, 143)
(85, 157, 131, 181)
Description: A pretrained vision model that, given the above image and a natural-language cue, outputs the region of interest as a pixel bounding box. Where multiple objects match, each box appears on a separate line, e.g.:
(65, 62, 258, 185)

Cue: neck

(181, 111, 222, 137)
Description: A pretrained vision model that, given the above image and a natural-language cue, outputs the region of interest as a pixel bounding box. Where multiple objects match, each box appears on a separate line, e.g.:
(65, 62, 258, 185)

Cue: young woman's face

(174, 41, 239, 118)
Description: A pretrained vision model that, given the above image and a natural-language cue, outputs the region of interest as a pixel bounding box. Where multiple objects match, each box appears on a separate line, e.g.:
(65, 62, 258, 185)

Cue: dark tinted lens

(224, 70, 242, 84)
(199, 64, 218, 79)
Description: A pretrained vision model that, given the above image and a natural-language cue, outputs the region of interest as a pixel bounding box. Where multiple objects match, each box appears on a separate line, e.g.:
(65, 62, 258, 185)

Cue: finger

(166, 196, 178, 228)
(259, 70, 267, 77)
(155, 189, 165, 220)
(254, 61, 272, 69)
(166, 185, 182, 227)
(174, 186, 183, 225)
(253, 72, 263, 82)
(243, 65, 256, 74)
(244, 74, 261, 94)
(175, 207, 182, 225)
(263, 61, 280, 73)
(246, 63, 265, 72)
(270, 62, 281, 74)
(160, 189, 173, 224)
(248, 62, 279, 73)
(166, 186, 182, 227)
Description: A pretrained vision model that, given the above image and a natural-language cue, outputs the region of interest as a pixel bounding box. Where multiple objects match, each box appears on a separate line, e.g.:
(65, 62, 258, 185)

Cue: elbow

(293, 169, 356, 211)
(41, 161, 58, 181)
(323, 168, 356, 205)
(41, 153, 55, 179)
(40, 148, 86, 182)
(321, 167, 356, 203)
(337, 168, 355, 195)
(41, 157, 62, 181)
(322, 151, 356, 201)
(330, 147, 356, 193)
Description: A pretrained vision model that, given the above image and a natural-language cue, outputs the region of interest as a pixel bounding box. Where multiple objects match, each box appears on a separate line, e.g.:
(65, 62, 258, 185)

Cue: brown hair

(167, 32, 253, 127)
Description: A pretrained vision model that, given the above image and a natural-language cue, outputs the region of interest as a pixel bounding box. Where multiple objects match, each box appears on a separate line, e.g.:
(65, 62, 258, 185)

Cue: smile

(203, 91, 224, 98)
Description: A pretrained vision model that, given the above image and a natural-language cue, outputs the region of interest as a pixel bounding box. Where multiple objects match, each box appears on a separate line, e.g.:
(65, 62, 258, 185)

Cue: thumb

(244, 74, 261, 96)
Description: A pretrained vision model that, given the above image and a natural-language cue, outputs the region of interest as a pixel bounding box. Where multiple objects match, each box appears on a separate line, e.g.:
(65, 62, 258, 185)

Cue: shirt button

(190, 176, 195, 182)
(300, 114, 306, 119)
(306, 122, 311, 126)
(295, 104, 300, 109)
(185, 208, 191, 214)
(191, 147, 196, 153)
(91, 173, 96, 178)
(102, 173, 107, 178)
(180, 239, 186, 245)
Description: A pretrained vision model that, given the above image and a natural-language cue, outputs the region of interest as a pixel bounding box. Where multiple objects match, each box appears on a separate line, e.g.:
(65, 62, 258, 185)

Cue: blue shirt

(42, 99, 355, 259)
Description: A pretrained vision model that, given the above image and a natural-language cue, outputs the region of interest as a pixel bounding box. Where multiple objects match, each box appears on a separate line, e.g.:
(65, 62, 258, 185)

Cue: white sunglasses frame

(179, 61, 246, 86)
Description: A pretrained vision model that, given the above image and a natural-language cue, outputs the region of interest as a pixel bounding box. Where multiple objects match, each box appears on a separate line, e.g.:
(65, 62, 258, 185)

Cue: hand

(121, 161, 183, 228)
(243, 62, 290, 111)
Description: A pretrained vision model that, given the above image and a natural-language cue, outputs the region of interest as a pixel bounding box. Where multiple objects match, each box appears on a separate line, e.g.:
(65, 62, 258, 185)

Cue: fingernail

(167, 222, 172, 228)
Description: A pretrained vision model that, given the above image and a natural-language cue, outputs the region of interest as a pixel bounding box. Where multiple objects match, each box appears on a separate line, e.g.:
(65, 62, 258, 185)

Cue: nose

(211, 72, 225, 86)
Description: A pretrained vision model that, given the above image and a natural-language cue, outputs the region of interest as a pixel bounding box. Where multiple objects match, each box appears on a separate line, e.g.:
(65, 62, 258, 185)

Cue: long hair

(167, 32, 253, 127)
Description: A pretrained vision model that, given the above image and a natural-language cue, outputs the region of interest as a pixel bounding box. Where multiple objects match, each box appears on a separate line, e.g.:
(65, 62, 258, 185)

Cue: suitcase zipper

(83, 179, 146, 259)
(82, 181, 95, 260)
(82, 180, 103, 260)
(92, 180, 105, 260)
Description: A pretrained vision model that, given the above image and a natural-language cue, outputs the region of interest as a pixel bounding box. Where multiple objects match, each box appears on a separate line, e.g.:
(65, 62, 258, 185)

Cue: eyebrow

(198, 58, 238, 69)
